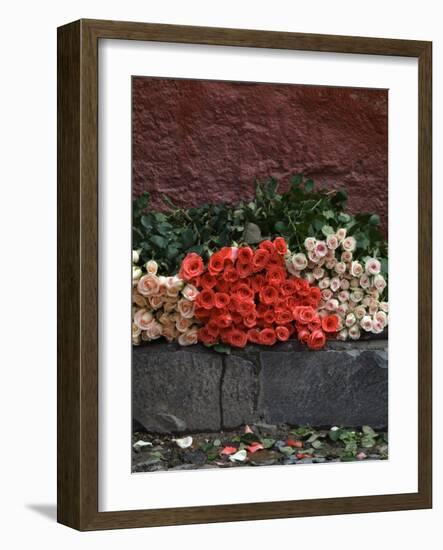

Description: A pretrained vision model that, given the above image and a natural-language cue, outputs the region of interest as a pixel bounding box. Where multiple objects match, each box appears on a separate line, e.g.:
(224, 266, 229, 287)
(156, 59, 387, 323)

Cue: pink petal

(220, 446, 237, 456)
(246, 442, 264, 453)
(244, 425, 254, 434)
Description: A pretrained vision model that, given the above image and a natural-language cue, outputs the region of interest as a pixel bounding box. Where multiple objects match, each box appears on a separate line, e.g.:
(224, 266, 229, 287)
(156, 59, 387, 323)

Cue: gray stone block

(258, 346, 388, 429)
(222, 354, 260, 428)
(132, 345, 222, 433)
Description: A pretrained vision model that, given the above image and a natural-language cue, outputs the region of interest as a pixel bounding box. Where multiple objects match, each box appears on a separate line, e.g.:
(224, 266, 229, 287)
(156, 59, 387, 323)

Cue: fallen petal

(229, 449, 248, 462)
(246, 442, 264, 453)
(244, 425, 254, 434)
(356, 452, 367, 460)
(174, 436, 193, 449)
(220, 446, 237, 456)
(132, 440, 153, 452)
(287, 439, 303, 448)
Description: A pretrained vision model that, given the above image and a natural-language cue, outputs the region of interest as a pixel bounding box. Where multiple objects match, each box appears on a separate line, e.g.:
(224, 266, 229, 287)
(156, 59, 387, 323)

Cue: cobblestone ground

(132, 424, 388, 473)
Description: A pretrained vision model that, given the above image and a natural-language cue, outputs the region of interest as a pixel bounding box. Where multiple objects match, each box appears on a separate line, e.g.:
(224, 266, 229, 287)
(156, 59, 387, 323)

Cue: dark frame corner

(57, 19, 432, 531)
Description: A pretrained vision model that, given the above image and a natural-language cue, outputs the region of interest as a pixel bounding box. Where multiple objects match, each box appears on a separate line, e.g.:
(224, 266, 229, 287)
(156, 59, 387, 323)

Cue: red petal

(246, 442, 264, 453)
(220, 446, 237, 456)
(287, 439, 303, 448)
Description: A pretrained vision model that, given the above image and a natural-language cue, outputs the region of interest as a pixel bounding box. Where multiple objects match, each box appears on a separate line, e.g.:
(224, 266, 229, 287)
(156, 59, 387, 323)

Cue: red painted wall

(133, 78, 388, 234)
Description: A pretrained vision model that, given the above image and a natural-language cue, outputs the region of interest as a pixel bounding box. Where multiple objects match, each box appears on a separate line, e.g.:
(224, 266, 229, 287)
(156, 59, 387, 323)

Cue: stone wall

(132, 339, 388, 433)
(132, 78, 388, 235)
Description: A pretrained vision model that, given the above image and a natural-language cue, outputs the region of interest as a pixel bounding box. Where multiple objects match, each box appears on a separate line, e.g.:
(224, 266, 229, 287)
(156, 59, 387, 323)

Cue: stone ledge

(132, 339, 388, 433)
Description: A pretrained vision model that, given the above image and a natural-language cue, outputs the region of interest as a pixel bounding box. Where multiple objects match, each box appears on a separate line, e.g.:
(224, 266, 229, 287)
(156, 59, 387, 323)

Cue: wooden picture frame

(57, 18, 432, 530)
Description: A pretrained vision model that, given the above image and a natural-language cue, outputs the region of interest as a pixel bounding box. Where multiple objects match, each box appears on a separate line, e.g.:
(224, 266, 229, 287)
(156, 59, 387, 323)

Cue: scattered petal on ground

(229, 449, 248, 462)
(244, 425, 254, 434)
(246, 442, 264, 453)
(220, 446, 237, 456)
(133, 440, 153, 452)
(287, 439, 303, 448)
(174, 436, 193, 448)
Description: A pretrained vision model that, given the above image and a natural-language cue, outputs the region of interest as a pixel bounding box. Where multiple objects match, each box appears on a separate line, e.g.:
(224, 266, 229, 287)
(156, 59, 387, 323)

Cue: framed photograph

(57, 19, 432, 530)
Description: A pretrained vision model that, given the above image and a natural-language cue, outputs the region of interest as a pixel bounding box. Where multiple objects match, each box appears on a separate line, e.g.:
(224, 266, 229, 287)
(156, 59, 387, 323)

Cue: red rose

(263, 309, 275, 325)
(309, 315, 322, 331)
(231, 311, 244, 325)
(228, 328, 248, 348)
(198, 326, 217, 345)
(267, 253, 284, 268)
(322, 314, 339, 333)
(207, 320, 220, 338)
(307, 329, 326, 350)
(237, 300, 255, 317)
(179, 253, 204, 281)
(281, 279, 297, 296)
(247, 328, 261, 344)
(309, 286, 321, 302)
(196, 289, 215, 310)
(236, 261, 253, 279)
(275, 309, 293, 325)
(223, 266, 239, 283)
(259, 240, 275, 254)
(293, 306, 316, 324)
(273, 237, 288, 255)
(194, 307, 210, 321)
(219, 246, 237, 263)
(214, 292, 230, 309)
(266, 267, 286, 286)
(215, 312, 232, 329)
(256, 303, 267, 318)
(215, 278, 231, 294)
(259, 328, 277, 346)
(260, 285, 279, 305)
(208, 251, 225, 276)
(237, 246, 254, 264)
(275, 325, 290, 341)
(252, 249, 270, 271)
(243, 312, 257, 329)
(250, 273, 265, 293)
(294, 278, 311, 297)
(235, 283, 254, 302)
(200, 272, 217, 290)
(297, 328, 310, 344)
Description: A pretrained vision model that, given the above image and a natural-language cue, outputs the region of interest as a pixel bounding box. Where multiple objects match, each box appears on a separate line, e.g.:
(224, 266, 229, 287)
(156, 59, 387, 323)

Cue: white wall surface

(0, 0, 441, 547)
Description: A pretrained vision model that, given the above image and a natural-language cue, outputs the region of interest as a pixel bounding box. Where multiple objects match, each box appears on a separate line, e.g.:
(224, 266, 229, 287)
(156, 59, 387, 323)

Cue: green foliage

(132, 175, 388, 275)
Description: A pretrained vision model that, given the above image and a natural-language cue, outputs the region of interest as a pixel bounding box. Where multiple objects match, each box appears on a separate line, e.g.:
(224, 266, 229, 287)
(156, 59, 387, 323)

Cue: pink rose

(304, 237, 316, 251)
(326, 234, 339, 250)
(345, 313, 356, 327)
(178, 327, 199, 346)
(137, 274, 160, 297)
(132, 290, 147, 308)
(148, 295, 163, 310)
(336, 228, 347, 241)
(334, 262, 347, 275)
(321, 288, 333, 301)
(348, 325, 361, 340)
(365, 258, 381, 275)
(145, 260, 158, 275)
(134, 308, 154, 330)
(342, 236, 356, 252)
(313, 266, 325, 280)
(176, 317, 192, 333)
(182, 284, 199, 301)
(315, 241, 328, 258)
(325, 299, 339, 311)
(350, 261, 363, 277)
(360, 315, 373, 331)
(177, 298, 195, 319)
(330, 277, 341, 292)
(373, 274, 387, 292)
(341, 251, 353, 263)
(318, 277, 330, 289)
(144, 320, 163, 340)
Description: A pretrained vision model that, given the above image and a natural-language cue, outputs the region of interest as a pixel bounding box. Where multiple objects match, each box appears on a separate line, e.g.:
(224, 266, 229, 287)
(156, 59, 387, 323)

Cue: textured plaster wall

(132, 78, 388, 234)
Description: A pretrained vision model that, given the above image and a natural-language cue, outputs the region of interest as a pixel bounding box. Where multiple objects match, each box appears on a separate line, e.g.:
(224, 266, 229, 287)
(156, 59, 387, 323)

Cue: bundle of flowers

(132, 252, 201, 346)
(285, 227, 388, 340)
(177, 238, 340, 350)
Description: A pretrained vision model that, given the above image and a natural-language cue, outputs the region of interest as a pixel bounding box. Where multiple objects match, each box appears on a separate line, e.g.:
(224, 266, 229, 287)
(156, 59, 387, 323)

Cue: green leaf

(181, 227, 195, 248)
(369, 214, 380, 225)
(140, 215, 152, 230)
(262, 438, 276, 449)
(321, 224, 335, 236)
(274, 221, 286, 233)
(213, 344, 231, 355)
(242, 222, 262, 244)
(362, 425, 377, 436)
(151, 235, 168, 248)
(311, 440, 323, 449)
(291, 174, 303, 187)
(304, 179, 314, 192)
